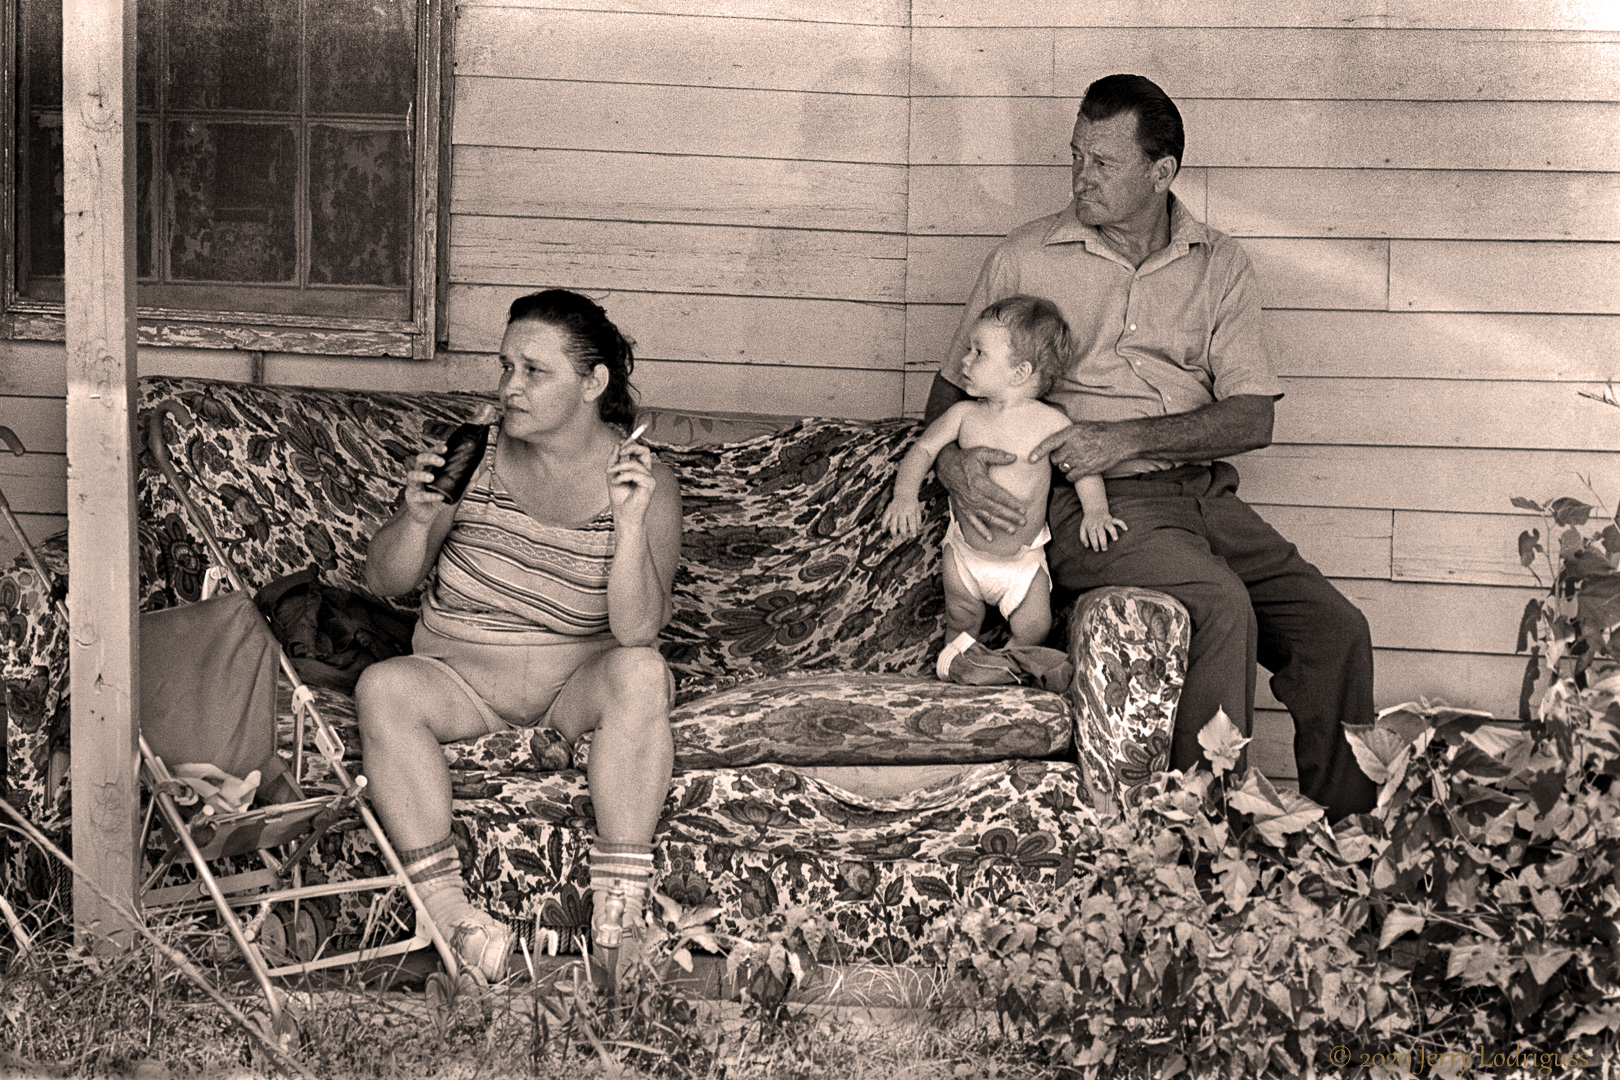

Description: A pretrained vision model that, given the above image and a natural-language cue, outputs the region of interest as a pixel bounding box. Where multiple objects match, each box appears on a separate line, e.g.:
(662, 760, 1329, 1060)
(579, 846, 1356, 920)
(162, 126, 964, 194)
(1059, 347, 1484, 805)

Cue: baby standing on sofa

(883, 295, 1126, 680)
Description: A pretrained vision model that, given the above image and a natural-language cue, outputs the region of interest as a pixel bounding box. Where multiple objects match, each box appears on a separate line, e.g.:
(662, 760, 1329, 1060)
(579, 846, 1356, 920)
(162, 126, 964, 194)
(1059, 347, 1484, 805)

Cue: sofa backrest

(136, 377, 947, 684)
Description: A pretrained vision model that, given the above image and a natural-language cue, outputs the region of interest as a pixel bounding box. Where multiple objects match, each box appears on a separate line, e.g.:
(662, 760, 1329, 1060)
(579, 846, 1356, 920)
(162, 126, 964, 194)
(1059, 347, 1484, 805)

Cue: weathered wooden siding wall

(444, 0, 913, 416)
(3, 1, 1617, 774)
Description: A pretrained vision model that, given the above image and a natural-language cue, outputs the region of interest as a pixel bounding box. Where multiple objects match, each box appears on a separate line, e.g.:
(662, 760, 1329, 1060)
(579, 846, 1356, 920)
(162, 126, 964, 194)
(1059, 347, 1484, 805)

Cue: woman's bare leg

(356, 656, 512, 978)
(547, 645, 675, 944)
(548, 645, 674, 842)
(355, 656, 496, 849)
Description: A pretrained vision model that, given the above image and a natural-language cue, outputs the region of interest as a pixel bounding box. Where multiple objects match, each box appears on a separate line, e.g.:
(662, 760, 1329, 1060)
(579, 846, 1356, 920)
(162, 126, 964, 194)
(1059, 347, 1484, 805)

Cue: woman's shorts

(406, 619, 618, 735)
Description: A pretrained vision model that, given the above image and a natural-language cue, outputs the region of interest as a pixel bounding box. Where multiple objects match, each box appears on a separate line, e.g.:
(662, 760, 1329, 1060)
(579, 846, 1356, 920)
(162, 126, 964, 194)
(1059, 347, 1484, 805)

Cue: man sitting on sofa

(922, 73, 1377, 822)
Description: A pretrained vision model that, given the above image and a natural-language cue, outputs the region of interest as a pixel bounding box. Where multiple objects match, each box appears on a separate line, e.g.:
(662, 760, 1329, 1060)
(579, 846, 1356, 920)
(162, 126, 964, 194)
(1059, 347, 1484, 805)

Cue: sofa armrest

(1066, 585, 1189, 809)
(2, 530, 71, 824)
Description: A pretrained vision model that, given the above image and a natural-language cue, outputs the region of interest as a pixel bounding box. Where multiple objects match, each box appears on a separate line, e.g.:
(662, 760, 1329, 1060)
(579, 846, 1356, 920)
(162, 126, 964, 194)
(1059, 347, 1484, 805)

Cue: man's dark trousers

(1047, 462, 1378, 821)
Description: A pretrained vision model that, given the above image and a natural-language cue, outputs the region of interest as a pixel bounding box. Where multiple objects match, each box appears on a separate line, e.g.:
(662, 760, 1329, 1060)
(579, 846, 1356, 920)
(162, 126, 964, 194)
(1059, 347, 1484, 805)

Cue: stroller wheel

(290, 903, 329, 963)
(255, 908, 293, 967)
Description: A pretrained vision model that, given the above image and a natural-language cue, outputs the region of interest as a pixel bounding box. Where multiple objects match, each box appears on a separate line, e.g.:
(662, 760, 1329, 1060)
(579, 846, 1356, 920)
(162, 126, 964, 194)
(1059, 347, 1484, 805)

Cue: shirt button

(1129, 323, 1137, 331)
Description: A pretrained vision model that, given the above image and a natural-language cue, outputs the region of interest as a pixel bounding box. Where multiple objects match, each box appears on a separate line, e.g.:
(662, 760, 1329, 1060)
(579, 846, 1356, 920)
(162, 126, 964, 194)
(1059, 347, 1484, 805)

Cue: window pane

(137, 0, 160, 109)
(309, 0, 415, 117)
(22, 0, 61, 108)
(23, 113, 64, 281)
(167, 121, 296, 283)
(167, 0, 297, 112)
(310, 125, 411, 287)
(137, 121, 156, 278)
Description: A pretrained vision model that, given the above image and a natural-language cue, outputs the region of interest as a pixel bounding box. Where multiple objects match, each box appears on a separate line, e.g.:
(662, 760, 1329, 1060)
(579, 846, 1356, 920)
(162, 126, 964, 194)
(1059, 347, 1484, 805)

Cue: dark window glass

(167, 0, 298, 112)
(310, 0, 416, 116)
(12, 0, 418, 320)
(23, 114, 63, 279)
(310, 125, 411, 287)
(168, 122, 298, 283)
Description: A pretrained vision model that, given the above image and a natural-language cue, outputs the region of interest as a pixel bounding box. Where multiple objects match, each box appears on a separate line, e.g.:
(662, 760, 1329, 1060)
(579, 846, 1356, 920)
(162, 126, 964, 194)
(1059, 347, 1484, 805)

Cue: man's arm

(1030, 394, 1275, 478)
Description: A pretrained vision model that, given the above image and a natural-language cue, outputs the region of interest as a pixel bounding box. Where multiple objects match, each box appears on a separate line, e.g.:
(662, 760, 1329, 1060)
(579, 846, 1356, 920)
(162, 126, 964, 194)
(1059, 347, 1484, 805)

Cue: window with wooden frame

(4, 0, 445, 358)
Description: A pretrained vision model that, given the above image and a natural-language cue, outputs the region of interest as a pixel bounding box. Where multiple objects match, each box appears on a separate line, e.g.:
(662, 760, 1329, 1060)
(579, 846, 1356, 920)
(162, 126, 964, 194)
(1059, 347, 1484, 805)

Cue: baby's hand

(1080, 513, 1128, 551)
(882, 496, 923, 539)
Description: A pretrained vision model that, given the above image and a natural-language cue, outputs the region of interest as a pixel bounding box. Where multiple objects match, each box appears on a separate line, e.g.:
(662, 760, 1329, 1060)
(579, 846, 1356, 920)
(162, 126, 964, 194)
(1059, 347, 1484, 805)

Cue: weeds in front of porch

(0, 878, 1047, 1079)
(916, 491, 1620, 1077)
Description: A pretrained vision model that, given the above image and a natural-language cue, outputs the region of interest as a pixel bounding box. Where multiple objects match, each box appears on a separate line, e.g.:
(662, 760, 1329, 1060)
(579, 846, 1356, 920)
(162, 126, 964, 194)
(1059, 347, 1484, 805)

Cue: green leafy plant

(1513, 494, 1620, 728)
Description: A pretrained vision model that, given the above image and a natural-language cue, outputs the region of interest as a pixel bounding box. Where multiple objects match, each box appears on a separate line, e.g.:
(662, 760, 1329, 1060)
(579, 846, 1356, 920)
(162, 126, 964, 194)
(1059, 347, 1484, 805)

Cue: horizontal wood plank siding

(457, 6, 909, 93)
(1207, 169, 1620, 241)
(911, 98, 1620, 171)
(449, 285, 906, 367)
(1239, 447, 1619, 515)
(454, 77, 909, 163)
(913, 2, 1620, 30)
(1390, 241, 1620, 313)
(451, 216, 907, 302)
(459, 0, 909, 26)
(453, 147, 909, 233)
(1051, 28, 1620, 101)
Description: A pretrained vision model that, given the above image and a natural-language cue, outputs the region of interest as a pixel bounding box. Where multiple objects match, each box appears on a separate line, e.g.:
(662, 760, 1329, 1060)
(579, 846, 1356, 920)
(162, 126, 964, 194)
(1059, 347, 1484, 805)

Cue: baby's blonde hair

(975, 295, 1072, 397)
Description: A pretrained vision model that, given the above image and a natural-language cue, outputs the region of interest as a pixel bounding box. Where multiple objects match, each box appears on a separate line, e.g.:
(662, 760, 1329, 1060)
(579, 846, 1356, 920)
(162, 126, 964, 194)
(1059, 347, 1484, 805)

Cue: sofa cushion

(575, 673, 1073, 769)
(659, 417, 947, 686)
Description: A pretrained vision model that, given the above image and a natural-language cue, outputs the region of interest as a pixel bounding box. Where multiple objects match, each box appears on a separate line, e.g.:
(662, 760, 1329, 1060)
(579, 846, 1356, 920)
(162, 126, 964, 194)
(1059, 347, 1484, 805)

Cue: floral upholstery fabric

(576, 674, 1072, 770)
(1067, 587, 1189, 808)
(1, 531, 69, 826)
(658, 417, 949, 685)
(290, 715, 1099, 960)
(1, 375, 1188, 959)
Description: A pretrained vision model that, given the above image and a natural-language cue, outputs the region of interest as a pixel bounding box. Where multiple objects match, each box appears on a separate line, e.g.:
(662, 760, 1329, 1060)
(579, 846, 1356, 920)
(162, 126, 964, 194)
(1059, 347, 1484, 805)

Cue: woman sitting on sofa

(356, 289, 682, 980)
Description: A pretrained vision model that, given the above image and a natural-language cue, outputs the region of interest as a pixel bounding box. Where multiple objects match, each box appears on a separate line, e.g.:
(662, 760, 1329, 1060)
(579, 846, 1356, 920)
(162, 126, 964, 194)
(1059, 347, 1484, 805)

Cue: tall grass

(0, 856, 1043, 1079)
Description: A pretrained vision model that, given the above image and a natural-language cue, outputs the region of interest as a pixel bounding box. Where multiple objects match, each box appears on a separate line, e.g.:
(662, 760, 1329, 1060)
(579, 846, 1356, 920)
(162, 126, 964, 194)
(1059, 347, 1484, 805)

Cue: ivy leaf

(1524, 941, 1574, 984)
(1443, 940, 1502, 986)
(1327, 817, 1376, 863)
(1578, 573, 1620, 638)
(1456, 722, 1533, 765)
(1197, 707, 1249, 776)
(1568, 1005, 1620, 1039)
(1518, 529, 1543, 568)
(1228, 771, 1325, 846)
(1344, 724, 1412, 786)
(1378, 904, 1427, 950)
(1550, 497, 1594, 527)
(1511, 496, 1545, 513)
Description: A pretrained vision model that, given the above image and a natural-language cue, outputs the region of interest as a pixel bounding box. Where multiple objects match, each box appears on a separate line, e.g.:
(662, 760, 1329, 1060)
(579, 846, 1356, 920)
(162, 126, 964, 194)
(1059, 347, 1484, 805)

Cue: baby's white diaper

(942, 513, 1052, 619)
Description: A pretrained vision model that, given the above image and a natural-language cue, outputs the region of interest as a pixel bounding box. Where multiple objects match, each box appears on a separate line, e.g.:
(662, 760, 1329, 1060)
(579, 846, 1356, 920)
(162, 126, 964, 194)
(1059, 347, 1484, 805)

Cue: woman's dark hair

(506, 289, 638, 429)
(1079, 73, 1184, 174)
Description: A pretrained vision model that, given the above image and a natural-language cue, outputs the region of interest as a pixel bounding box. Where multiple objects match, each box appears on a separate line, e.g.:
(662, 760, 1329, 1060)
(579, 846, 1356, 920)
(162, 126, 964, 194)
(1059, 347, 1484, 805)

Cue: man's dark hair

(1079, 73, 1184, 173)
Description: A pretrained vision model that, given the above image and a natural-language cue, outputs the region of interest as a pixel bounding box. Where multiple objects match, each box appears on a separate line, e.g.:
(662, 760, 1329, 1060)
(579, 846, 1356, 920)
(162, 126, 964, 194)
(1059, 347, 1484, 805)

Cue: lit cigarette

(628, 424, 647, 441)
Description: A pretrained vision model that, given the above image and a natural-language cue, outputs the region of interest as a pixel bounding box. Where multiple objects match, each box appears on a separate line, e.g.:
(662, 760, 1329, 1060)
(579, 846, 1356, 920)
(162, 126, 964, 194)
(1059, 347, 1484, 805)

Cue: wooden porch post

(61, 0, 140, 942)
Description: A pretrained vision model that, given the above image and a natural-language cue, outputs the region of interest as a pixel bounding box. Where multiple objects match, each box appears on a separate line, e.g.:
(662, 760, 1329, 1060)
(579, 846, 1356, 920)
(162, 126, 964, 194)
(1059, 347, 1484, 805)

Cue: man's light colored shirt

(941, 194, 1283, 476)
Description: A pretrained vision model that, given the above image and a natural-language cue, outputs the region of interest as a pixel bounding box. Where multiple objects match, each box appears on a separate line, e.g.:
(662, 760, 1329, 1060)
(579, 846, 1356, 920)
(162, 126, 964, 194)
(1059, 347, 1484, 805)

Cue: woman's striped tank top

(421, 444, 615, 641)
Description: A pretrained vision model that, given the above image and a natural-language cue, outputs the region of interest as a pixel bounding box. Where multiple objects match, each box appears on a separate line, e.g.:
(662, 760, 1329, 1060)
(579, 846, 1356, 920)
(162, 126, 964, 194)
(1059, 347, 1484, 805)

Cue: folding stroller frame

(0, 417, 464, 1026)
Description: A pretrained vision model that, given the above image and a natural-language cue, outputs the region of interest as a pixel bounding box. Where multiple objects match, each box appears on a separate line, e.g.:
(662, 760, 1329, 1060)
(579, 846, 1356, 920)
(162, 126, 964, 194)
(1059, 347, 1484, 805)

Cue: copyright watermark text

(1326, 1044, 1593, 1074)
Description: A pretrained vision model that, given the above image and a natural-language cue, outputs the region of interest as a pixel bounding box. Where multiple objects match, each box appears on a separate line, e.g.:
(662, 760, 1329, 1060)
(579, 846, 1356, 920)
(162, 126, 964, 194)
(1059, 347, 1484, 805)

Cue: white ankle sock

(400, 837, 511, 981)
(936, 631, 976, 680)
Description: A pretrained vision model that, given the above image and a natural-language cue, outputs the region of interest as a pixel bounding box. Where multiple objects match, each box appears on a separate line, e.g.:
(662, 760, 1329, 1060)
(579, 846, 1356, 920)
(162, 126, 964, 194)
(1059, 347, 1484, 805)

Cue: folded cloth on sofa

(946, 641, 1074, 693)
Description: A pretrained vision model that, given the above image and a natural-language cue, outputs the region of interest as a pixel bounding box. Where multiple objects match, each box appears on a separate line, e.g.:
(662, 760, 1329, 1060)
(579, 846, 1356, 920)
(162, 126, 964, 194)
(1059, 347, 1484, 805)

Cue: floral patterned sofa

(1, 375, 1188, 964)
